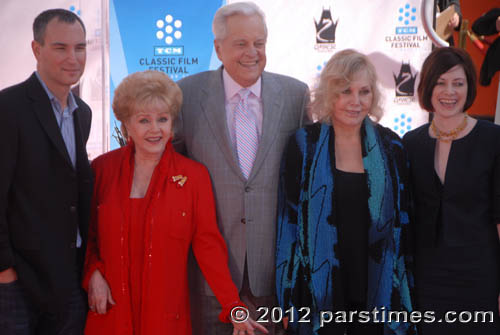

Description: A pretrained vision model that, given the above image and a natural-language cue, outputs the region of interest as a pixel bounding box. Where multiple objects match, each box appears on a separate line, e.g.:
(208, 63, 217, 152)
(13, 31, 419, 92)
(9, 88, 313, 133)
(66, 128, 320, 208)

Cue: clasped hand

(88, 269, 115, 314)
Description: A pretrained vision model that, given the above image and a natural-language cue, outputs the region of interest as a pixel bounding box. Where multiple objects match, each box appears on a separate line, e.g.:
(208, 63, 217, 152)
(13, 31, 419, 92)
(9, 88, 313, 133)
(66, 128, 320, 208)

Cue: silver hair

(212, 1, 267, 40)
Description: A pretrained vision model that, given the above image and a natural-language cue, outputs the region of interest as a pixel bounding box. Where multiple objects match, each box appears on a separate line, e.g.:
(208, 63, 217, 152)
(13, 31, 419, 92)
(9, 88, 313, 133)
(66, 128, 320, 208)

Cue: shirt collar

(222, 68, 261, 101)
(35, 71, 78, 114)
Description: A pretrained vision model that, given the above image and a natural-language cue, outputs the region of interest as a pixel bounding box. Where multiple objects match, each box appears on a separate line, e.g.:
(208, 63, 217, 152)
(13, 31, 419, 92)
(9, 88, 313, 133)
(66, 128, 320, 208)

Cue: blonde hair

(112, 70, 182, 138)
(310, 49, 383, 124)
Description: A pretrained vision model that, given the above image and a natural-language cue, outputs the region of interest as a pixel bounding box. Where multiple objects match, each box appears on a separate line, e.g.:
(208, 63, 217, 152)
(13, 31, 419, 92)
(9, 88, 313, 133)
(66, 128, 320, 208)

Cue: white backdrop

(251, 0, 432, 136)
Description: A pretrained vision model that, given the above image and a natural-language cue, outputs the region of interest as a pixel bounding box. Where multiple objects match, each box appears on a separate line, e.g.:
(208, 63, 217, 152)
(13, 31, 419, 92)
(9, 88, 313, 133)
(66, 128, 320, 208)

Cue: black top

(334, 168, 369, 305)
(403, 120, 500, 248)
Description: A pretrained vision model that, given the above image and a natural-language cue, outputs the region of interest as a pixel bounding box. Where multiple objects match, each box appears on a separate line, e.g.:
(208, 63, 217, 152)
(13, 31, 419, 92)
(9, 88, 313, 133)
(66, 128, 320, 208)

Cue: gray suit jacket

(176, 67, 309, 297)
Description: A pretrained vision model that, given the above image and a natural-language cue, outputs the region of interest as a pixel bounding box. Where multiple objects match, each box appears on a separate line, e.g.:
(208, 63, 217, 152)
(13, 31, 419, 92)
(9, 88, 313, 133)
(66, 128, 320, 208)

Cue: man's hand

(496, 16, 500, 33)
(88, 269, 115, 314)
(448, 12, 460, 29)
(0, 267, 17, 283)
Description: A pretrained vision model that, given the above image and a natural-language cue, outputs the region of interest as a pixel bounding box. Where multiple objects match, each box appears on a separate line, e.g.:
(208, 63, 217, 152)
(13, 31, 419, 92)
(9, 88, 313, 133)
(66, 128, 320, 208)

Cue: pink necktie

(234, 89, 258, 179)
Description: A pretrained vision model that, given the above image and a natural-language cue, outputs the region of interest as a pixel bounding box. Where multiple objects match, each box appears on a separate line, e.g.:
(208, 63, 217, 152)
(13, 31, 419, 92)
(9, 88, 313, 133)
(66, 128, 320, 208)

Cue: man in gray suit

(176, 2, 309, 334)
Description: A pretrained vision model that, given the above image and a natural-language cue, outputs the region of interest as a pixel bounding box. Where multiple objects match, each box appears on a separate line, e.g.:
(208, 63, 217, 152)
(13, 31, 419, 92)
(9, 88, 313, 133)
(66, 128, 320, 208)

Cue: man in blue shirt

(0, 9, 93, 335)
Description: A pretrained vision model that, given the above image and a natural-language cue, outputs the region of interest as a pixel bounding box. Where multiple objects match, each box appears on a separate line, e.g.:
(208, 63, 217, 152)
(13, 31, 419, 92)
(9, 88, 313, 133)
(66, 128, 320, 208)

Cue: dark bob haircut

(418, 47, 477, 113)
(33, 9, 86, 45)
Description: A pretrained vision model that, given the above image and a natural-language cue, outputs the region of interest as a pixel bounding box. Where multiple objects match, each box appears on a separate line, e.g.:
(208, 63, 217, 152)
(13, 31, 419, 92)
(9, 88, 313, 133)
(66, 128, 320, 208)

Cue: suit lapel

(248, 72, 284, 181)
(200, 68, 245, 180)
(27, 74, 73, 168)
(73, 109, 90, 174)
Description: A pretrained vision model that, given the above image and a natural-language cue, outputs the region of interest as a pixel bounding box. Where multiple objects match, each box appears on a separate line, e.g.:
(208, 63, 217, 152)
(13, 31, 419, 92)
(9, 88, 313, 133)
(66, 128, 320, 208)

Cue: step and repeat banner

(0, 0, 432, 155)
(107, 0, 433, 149)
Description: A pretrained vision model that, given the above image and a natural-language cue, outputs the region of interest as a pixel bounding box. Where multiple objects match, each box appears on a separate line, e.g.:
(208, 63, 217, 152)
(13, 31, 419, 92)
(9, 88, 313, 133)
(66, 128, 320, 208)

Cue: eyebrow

(437, 77, 465, 81)
(50, 42, 87, 47)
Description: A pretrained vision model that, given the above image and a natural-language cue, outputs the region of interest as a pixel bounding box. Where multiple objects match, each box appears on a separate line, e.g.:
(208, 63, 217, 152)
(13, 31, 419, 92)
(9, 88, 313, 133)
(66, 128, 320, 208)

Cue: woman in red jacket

(83, 70, 266, 335)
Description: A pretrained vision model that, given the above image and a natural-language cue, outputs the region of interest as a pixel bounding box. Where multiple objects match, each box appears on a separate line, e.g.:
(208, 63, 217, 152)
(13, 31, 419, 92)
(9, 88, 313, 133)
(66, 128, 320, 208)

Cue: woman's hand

(88, 269, 115, 314)
(0, 267, 17, 283)
(231, 317, 269, 335)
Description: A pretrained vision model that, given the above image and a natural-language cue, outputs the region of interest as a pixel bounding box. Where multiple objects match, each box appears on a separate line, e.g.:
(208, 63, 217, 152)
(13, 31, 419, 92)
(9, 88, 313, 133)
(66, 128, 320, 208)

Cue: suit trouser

(191, 261, 284, 335)
(0, 265, 87, 335)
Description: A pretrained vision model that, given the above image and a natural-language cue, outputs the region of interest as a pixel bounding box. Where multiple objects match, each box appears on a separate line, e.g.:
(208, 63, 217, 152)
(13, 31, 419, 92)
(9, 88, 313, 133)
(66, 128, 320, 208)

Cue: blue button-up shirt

(35, 72, 81, 247)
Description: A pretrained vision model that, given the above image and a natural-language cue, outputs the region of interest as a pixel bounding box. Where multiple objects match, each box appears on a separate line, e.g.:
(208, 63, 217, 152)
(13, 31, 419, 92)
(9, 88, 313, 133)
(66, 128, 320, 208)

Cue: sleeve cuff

(82, 261, 105, 292)
(219, 300, 247, 323)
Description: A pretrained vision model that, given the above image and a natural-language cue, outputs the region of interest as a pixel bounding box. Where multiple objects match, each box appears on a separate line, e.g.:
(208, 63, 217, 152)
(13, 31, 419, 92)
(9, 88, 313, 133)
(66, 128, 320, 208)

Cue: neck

(37, 70, 71, 109)
(332, 122, 362, 141)
(134, 150, 162, 168)
(432, 112, 466, 132)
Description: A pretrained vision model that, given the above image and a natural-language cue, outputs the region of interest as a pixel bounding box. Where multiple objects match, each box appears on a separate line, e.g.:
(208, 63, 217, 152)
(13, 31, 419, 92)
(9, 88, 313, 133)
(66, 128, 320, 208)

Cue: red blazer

(83, 141, 242, 335)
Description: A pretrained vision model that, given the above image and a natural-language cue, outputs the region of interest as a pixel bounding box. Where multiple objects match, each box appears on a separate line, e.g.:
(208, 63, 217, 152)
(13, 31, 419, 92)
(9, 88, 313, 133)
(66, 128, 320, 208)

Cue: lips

(438, 98, 458, 108)
(146, 137, 162, 143)
(63, 69, 81, 75)
(345, 110, 362, 117)
(239, 60, 259, 68)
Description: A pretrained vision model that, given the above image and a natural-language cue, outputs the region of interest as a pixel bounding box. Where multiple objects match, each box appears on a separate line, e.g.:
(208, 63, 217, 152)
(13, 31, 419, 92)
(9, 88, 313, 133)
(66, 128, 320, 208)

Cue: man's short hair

(33, 8, 86, 45)
(212, 1, 267, 40)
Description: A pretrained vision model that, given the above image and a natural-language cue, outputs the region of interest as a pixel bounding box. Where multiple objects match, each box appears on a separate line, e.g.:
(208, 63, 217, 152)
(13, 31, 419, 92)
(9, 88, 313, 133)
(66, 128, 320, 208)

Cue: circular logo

(156, 14, 183, 45)
(230, 306, 249, 323)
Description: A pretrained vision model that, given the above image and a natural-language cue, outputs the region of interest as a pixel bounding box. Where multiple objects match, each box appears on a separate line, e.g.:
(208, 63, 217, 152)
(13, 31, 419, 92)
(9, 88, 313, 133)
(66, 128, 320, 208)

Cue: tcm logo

(156, 14, 183, 45)
(393, 62, 417, 97)
(154, 46, 184, 56)
(396, 3, 418, 35)
(314, 7, 338, 43)
(396, 27, 417, 34)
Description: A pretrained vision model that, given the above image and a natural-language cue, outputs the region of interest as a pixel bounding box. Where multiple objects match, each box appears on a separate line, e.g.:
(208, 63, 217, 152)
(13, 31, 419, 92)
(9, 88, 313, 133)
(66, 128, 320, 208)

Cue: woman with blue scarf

(276, 50, 416, 335)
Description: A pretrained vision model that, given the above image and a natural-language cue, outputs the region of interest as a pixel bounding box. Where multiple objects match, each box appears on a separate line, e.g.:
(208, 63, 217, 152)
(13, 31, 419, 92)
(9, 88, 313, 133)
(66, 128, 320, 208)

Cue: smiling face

(214, 14, 267, 87)
(331, 70, 373, 129)
(32, 18, 86, 93)
(124, 104, 173, 159)
(431, 64, 468, 118)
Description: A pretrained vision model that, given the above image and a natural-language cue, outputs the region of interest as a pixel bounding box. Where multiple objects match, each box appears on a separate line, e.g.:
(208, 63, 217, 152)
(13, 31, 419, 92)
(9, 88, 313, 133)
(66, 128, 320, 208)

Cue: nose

(350, 92, 361, 105)
(245, 46, 257, 57)
(445, 83, 455, 94)
(66, 48, 78, 64)
(151, 120, 161, 132)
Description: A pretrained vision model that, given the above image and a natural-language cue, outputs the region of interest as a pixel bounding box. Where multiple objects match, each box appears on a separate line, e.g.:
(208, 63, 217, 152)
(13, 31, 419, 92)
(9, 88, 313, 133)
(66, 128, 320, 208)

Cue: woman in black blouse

(403, 47, 500, 335)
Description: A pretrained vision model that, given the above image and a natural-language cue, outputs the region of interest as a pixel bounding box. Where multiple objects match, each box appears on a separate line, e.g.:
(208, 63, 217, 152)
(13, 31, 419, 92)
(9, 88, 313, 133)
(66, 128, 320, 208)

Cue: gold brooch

(172, 175, 187, 187)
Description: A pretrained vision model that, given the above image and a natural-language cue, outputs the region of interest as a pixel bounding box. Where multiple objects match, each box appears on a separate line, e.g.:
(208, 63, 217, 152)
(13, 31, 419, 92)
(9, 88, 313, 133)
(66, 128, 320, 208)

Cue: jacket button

(241, 218, 246, 224)
(245, 186, 251, 192)
(70, 205, 77, 213)
(70, 242, 76, 249)
(175, 314, 180, 319)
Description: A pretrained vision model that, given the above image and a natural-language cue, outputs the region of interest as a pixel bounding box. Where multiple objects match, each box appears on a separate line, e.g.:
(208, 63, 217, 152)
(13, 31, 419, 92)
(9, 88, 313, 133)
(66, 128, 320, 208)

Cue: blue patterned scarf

(276, 119, 415, 334)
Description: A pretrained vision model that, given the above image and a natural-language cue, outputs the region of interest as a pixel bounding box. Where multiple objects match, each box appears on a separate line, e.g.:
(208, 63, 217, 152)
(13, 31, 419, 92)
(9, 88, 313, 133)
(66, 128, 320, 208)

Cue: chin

(136, 144, 166, 157)
(435, 110, 464, 118)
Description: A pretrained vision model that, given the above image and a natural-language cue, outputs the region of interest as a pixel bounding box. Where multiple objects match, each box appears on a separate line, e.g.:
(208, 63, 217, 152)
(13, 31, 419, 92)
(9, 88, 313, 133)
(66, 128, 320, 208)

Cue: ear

(32, 40, 41, 60)
(214, 39, 223, 62)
